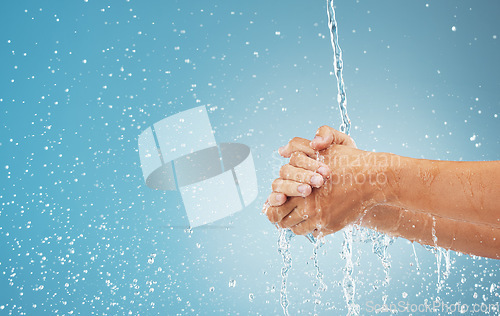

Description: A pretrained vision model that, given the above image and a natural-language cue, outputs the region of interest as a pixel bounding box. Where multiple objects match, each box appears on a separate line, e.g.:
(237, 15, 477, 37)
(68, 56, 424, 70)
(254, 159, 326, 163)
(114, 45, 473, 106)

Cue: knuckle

(290, 151, 303, 164)
(279, 164, 289, 177)
(290, 137, 302, 145)
(297, 171, 308, 183)
(271, 178, 281, 191)
(318, 125, 329, 133)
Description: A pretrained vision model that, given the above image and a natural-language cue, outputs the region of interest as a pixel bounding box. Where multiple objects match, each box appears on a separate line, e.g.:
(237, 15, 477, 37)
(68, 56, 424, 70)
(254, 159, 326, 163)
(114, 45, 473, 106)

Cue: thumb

(310, 125, 356, 150)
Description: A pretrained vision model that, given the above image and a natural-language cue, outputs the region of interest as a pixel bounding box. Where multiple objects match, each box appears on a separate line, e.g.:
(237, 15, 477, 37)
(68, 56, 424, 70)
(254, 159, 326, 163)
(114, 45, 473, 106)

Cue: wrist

(359, 204, 401, 234)
(373, 152, 403, 205)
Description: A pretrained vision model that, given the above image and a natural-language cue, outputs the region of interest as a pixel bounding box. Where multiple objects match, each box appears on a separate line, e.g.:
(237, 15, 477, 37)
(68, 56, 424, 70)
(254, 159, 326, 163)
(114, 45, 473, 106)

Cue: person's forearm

(360, 205, 500, 259)
(384, 157, 500, 228)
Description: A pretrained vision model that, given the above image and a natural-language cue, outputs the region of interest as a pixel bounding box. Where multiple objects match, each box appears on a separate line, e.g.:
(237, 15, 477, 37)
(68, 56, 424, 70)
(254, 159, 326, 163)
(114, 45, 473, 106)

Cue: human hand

(266, 125, 357, 207)
(264, 126, 390, 236)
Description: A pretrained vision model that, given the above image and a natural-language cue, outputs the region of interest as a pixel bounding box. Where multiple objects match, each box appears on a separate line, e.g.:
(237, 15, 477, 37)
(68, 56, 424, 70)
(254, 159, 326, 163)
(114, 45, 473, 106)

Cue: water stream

(277, 1, 453, 314)
(278, 228, 295, 316)
(327, 0, 350, 135)
(326, 1, 360, 314)
(312, 236, 328, 314)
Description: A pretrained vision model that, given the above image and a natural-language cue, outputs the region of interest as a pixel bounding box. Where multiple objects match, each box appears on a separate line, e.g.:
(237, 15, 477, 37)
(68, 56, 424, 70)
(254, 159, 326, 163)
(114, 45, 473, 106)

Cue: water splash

(351, 227, 396, 289)
(431, 216, 438, 247)
(443, 249, 451, 279)
(436, 252, 443, 292)
(436, 248, 452, 292)
(340, 226, 359, 315)
(371, 233, 394, 287)
(278, 228, 295, 316)
(327, 1, 358, 313)
(411, 243, 421, 271)
(306, 233, 318, 243)
(327, 0, 350, 135)
(326, 0, 396, 296)
(311, 236, 328, 313)
(428, 219, 453, 293)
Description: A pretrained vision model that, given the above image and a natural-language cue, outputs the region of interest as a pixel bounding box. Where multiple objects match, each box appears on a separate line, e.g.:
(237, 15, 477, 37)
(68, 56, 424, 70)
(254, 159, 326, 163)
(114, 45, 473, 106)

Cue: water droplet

(148, 253, 156, 264)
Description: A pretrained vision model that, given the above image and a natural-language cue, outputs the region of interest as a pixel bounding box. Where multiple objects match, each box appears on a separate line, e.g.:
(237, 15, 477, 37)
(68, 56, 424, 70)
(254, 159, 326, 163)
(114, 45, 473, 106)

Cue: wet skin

(264, 125, 500, 259)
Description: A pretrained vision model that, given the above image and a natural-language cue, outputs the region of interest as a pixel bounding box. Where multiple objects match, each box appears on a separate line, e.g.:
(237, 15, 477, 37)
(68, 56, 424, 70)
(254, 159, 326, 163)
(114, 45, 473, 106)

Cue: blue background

(1, 0, 499, 314)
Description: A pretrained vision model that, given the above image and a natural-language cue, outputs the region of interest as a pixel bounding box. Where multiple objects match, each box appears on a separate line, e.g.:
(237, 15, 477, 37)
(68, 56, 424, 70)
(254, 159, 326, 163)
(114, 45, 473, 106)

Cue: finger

(280, 164, 324, 188)
(266, 199, 298, 223)
(278, 137, 316, 158)
(289, 152, 331, 178)
(272, 178, 312, 197)
(262, 200, 271, 215)
(310, 125, 356, 150)
(290, 219, 319, 236)
(278, 207, 310, 229)
(267, 192, 287, 207)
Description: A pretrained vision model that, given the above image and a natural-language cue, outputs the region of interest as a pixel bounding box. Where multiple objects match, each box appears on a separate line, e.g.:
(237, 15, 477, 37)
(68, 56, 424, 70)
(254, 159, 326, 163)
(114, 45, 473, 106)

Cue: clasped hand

(263, 125, 391, 237)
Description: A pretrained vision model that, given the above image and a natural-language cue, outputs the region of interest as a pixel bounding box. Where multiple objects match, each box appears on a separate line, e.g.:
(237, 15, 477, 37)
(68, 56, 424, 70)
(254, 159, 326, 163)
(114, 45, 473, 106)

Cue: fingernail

(310, 174, 324, 187)
(274, 193, 286, 204)
(297, 184, 310, 195)
(317, 166, 330, 178)
(278, 146, 285, 155)
(312, 136, 324, 143)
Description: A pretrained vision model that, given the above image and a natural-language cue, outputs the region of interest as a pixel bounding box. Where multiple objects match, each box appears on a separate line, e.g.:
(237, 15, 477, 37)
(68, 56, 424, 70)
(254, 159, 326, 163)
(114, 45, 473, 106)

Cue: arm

(361, 205, 500, 260)
(385, 158, 500, 228)
(264, 126, 500, 259)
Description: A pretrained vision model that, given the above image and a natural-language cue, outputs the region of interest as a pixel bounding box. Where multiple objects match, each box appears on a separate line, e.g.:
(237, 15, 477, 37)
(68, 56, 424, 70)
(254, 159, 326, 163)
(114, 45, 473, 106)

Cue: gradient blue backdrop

(1, 0, 499, 314)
